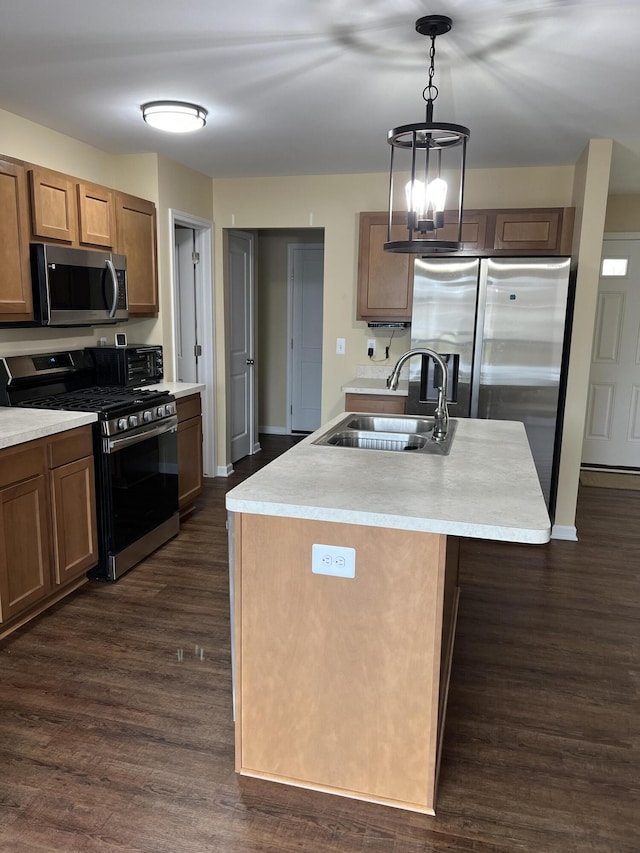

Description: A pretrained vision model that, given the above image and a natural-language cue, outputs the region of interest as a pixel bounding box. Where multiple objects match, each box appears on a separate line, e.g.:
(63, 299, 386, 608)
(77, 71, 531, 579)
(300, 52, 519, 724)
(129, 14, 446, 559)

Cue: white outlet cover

(312, 544, 356, 578)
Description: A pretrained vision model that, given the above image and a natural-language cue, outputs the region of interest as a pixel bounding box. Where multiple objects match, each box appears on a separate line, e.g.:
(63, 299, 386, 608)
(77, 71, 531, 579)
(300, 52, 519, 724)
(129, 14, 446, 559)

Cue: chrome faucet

(387, 348, 449, 441)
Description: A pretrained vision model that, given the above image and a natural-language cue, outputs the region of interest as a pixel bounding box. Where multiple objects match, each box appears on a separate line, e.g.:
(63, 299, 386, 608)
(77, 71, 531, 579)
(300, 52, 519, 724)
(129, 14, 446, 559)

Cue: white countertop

(342, 377, 408, 397)
(143, 381, 205, 399)
(0, 382, 204, 450)
(226, 414, 551, 544)
(0, 409, 97, 450)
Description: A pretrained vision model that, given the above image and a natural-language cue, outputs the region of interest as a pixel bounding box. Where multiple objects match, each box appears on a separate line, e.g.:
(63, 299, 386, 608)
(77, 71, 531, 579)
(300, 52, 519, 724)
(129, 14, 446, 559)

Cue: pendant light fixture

(141, 101, 207, 133)
(384, 15, 469, 254)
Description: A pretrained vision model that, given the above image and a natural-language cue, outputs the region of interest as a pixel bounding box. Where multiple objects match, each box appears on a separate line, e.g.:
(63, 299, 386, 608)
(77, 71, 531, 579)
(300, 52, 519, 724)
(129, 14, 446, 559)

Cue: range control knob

(156, 405, 165, 417)
(165, 403, 175, 416)
(117, 418, 128, 431)
(128, 414, 139, 428)
(143, 410, 153, 423)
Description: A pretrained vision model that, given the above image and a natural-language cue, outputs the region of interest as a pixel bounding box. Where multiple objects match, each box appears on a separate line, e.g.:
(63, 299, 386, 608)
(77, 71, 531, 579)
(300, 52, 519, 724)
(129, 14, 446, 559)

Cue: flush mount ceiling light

(384, 15, 469, 254)
(141, 101, 207, 133)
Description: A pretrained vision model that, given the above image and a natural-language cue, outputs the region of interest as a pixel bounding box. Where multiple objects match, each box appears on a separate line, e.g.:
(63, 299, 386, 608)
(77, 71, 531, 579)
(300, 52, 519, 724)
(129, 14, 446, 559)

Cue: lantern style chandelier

(384, 15, 469, 254)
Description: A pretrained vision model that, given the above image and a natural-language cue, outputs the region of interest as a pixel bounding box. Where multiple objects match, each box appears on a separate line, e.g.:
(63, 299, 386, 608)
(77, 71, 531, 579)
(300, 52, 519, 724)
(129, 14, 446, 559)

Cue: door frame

(168, 209, 216, 478)
(286, 242, 324, 434)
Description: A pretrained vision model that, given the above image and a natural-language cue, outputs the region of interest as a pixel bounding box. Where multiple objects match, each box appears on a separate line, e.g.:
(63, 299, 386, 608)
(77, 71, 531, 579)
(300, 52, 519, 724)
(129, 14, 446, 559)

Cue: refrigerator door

(472, 257, 571, 503)
(409, 257, 480, 417)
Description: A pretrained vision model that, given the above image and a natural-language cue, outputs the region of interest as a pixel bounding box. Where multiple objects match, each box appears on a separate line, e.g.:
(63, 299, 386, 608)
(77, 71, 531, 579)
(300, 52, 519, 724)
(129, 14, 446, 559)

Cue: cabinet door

(50, 456, 98, 585)
(115, 193, 159, 316)
(0, 475, 52, 622)
(492, 208, 574, 254)
(77, 181, 115, 248)
(177, 415, 204, 513)
(357, 212, 413, 321)
(0, 159, 33, 322)
(29, 167, 78, 243)
(438, 209, 490, 252)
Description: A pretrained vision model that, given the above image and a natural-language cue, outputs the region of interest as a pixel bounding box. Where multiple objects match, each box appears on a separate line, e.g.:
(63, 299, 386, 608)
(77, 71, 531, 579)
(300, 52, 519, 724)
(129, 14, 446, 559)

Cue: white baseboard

(252, 441, 262, 454)
(551, 525, 578, 541)
(216, 463, 234, 477)
(259, 425, 288, 435)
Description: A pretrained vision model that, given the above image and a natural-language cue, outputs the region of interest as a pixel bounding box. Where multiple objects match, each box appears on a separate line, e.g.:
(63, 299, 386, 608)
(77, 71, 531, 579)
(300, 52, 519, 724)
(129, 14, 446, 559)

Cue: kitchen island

(226, 415, 550, 814)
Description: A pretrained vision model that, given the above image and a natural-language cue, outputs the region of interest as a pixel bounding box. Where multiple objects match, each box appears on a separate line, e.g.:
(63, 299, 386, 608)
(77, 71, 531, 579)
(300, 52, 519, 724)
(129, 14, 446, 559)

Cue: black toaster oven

(87, 345, 164, 387)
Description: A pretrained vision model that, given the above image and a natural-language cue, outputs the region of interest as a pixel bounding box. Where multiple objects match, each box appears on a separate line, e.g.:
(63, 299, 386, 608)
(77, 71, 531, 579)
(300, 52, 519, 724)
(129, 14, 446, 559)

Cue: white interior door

(583, 236, 640, 469)
(170, 210, 215, 478)
(289, 244, 324, 433)
(229, 231, 255, 462)
(174, 226, 198, 383)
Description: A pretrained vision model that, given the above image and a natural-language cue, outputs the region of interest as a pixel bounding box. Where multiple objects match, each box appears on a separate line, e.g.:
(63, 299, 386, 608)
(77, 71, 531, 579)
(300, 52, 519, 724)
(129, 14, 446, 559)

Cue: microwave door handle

(105, 259, 118, 318)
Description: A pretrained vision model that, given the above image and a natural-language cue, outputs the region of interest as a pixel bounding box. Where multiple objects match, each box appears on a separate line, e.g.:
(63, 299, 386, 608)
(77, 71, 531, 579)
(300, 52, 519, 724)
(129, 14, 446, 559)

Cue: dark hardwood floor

(1, 435, 638, 852)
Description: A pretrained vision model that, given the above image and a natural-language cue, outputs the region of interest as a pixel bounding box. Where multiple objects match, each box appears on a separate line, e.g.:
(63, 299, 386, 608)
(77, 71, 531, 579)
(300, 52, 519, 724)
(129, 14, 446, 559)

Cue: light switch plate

(312, 544, 356, 578)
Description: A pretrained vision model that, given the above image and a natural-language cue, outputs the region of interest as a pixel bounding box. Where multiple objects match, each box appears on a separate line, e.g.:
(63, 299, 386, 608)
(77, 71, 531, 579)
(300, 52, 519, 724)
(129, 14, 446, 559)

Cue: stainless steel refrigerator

(408, 256, 573, 511)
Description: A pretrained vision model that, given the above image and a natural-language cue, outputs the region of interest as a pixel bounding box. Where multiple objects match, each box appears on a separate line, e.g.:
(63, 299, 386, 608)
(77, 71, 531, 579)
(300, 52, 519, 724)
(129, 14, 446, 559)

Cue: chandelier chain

(423, 34, 439, 106)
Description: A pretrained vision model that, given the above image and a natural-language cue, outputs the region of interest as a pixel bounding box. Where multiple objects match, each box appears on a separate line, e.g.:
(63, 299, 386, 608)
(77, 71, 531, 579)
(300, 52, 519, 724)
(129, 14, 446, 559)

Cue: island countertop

(226, 414, 551, 543)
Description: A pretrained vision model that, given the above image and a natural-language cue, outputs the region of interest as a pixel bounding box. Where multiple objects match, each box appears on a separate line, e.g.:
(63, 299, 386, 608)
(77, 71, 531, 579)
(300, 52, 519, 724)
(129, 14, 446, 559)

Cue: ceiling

(2, 0, 640, 191)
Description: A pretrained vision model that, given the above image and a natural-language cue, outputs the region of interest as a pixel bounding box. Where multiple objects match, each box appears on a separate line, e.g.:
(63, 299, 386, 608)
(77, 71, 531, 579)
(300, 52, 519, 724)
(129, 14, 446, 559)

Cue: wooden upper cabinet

(29, 166, 78, 243)
(357, 212, 413, 321)
(439, 209, 490, 253)
(491, 207, 575, 255)
(0, 159, 33, 322)
(76, 181, 115, 248)
(115, 192, 159, 316)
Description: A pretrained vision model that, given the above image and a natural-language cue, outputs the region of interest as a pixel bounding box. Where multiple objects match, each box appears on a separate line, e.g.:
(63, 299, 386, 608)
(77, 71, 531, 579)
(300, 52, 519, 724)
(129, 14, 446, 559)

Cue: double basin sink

(313, 414, 456, 455)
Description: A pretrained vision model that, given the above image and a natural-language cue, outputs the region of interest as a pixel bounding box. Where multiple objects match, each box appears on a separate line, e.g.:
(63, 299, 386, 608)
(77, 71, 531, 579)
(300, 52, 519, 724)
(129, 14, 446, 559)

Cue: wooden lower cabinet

(345, 392, 407, 415)
(0, 426, 98, 639)
(234, 513, 460, 814)
(50, 455, 98, 585)
(177, 394, 204, 516)
(0, 466, 52, 623)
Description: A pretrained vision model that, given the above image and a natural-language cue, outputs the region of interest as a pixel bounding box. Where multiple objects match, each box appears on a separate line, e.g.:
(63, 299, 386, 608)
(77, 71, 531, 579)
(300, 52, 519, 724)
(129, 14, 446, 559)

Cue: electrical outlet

(367, 338, 376, 358)
(312, 544, 356, 578)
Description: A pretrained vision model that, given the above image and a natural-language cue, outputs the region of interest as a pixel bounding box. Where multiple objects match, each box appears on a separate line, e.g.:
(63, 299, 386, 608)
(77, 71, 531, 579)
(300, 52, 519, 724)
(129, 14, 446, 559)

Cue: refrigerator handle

(470, 262, 489, 418)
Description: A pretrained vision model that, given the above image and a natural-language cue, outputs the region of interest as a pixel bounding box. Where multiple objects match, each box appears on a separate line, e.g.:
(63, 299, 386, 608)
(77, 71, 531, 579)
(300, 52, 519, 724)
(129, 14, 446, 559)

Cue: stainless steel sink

(344, 415, 435, 435)
(313, 415, 456, 455)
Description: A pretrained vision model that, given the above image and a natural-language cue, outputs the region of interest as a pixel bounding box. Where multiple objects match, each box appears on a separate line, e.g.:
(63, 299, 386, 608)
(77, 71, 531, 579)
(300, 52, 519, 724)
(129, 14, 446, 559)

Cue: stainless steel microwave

(31, 243, 128, 326)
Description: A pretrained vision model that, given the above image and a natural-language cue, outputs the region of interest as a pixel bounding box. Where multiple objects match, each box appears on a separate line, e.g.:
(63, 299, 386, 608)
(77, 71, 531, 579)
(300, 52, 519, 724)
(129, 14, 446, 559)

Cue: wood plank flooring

(1, 434, 638, 852)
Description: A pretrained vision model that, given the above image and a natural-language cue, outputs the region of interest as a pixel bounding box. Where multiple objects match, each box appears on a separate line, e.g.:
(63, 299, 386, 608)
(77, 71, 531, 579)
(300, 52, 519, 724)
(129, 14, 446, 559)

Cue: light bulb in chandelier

(405, 177, 448, 232)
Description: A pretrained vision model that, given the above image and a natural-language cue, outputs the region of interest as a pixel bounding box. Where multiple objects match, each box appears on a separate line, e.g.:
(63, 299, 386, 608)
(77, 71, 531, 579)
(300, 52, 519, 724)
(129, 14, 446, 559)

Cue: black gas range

(0, 349, 179, 582)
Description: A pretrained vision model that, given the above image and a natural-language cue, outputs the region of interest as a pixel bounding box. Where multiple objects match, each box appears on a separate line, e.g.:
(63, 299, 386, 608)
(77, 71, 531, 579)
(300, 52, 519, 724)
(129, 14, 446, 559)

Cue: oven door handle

(105, 259, 118, 318)
(103, 416, 178, 454)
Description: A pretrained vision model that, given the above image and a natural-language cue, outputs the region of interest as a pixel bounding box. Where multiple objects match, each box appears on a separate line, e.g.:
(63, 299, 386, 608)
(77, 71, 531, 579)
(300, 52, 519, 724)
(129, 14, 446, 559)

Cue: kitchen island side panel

(235, 512, 449, 813)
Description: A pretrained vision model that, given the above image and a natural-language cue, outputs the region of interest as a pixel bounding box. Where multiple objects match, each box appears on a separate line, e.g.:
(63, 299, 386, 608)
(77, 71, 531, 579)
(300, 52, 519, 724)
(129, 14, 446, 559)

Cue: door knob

(246, 359, 255, 365)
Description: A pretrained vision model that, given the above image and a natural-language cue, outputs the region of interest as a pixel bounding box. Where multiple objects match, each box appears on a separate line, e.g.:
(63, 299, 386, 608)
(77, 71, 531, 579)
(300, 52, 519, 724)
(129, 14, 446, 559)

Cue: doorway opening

(226, 228, 325, 464)
(169, 209, 216, 477)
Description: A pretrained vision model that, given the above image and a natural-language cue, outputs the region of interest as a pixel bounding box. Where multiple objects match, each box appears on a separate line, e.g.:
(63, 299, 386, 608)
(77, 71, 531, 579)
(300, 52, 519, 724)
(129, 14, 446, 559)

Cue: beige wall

(0, 110, 213, 365)
(0, 104, 619, 534)
(605, 194, 640, 232)
(553, 139, 613, 533)
(211, 166, 575, 456)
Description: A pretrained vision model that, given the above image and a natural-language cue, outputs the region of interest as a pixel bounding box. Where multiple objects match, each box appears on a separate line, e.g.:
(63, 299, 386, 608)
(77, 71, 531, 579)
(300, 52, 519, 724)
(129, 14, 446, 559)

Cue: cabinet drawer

(177, 393, 202, 422)
(0, 443, 46, 489)
(48, 426, 94, 468)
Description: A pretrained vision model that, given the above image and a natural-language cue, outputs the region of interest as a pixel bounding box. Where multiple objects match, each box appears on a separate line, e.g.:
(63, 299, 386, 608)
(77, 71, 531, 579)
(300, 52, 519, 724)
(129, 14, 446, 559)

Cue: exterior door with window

(583, 237, 640, 469)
